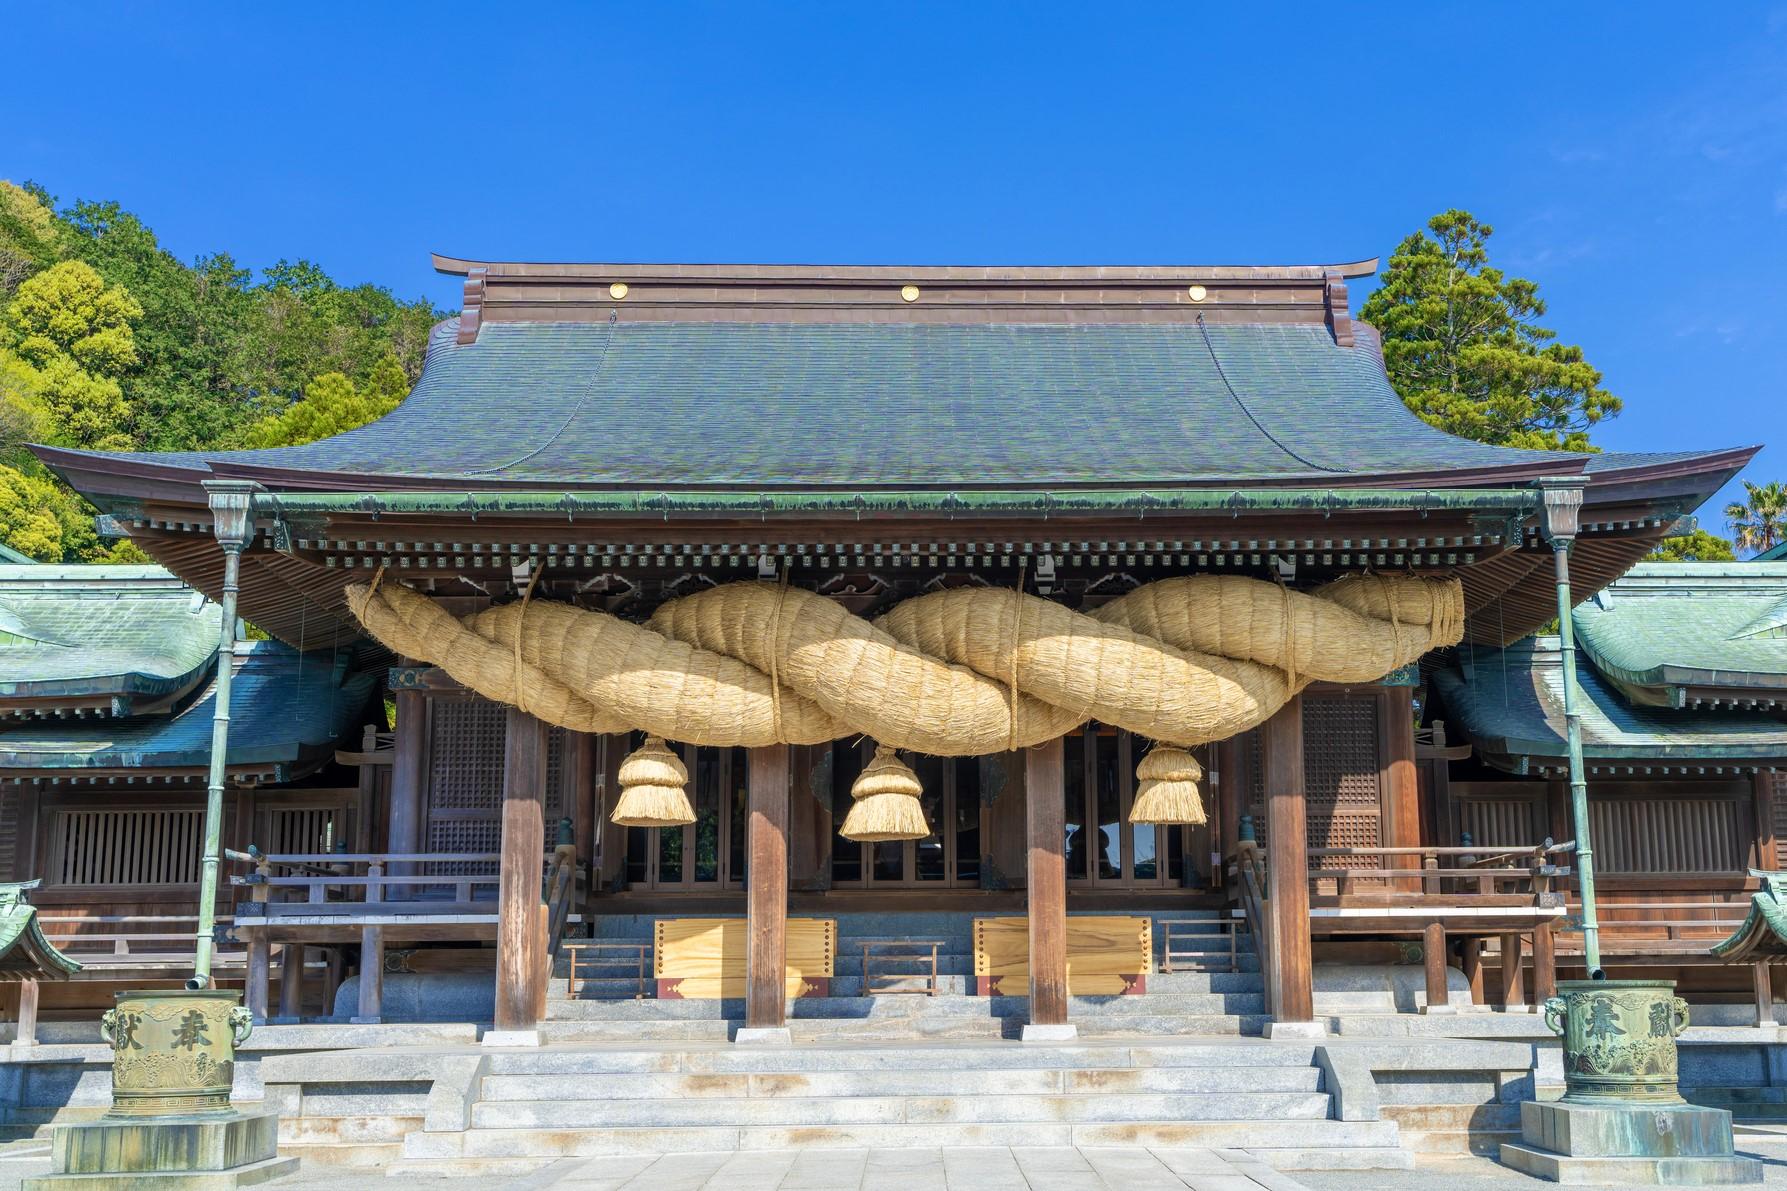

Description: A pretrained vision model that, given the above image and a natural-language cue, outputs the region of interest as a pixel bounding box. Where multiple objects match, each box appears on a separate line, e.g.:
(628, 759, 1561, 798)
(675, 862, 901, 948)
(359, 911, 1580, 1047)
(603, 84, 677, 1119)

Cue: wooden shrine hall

(27, 257, 1758, 1041)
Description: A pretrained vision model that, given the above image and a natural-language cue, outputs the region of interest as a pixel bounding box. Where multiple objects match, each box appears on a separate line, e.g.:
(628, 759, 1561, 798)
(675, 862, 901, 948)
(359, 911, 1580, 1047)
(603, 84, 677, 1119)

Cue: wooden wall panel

(1458, 796, 1548, 849)
(1589, 791, 1748, 874)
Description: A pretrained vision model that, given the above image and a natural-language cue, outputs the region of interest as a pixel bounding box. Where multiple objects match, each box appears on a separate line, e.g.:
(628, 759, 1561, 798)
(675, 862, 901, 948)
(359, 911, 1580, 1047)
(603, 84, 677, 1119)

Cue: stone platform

(24, 1109, 297, 1189)
(1499, 1100, 1763, 1185)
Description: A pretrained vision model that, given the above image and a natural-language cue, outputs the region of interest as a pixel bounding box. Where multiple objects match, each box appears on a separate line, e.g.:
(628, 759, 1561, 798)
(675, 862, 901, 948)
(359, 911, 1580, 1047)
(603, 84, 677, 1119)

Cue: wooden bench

(654, 917, 836, 999)
(973, 915, 1152, 996)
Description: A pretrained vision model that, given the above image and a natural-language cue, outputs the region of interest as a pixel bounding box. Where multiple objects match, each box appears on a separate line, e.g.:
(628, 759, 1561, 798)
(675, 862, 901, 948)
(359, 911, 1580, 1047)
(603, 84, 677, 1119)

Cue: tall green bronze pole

(1540, 478, 1601, 977)
(190, 482, 256, 989)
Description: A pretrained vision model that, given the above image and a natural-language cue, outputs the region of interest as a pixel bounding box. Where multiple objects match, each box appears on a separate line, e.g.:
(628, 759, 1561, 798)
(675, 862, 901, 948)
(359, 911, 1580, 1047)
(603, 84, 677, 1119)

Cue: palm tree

(1726, 480, 1787, 554)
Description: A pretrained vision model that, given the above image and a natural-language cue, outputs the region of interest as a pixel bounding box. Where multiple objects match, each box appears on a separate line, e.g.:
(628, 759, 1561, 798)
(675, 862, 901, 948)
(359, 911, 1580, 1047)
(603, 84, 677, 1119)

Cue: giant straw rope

(345, 573, 1463, 834)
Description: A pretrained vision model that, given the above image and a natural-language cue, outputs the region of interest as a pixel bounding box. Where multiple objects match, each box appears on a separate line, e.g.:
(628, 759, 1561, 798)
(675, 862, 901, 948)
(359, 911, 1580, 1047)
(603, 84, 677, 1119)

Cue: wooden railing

(37, 915, 244, 969)
(1556, 900, 1749, 953)
(1158, 918, 1240, 974)
(1305, 843, 1570, 898)
(857, 940, 944, 996)
(227, 850, 505, 912)
(563, 941, 649, 1000)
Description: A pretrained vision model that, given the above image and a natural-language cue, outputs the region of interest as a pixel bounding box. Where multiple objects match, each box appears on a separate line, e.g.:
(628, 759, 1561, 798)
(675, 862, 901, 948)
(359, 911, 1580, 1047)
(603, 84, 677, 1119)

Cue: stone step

(477, 1065, 1324, 1102)
(536, 1020, 735, 1043)
(470, 1090, 1334, 1130)
(395, 1118, 1401, 1164)
(480, 1041, 1321, 1075)
(545, 990, 1264, 1020)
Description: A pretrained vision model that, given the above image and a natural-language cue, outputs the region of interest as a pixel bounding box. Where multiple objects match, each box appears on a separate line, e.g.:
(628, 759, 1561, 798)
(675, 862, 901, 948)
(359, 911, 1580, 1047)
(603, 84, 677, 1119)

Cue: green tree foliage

(1645, 529, 1737, 562)
(0, 182, 57, 294)
(0, 181, 442, 564)
(241, 354, 409, 448)
(1360, 210, 1622, 452)
(4, 260, 141, 448)
(1726, 480, 1787, 555)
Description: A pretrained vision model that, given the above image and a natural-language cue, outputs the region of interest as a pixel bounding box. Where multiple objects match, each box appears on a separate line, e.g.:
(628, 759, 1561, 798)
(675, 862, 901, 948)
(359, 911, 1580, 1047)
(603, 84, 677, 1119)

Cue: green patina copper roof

(48, 320, 1611, 488)
(1710, 872, 1787, 962)
(1572, 563, 1787, 708)
(0, 640, 376, 779)
(0, 566, 221, 717)
(0, 882, 80, 979)
(1431, 637, 1787, 773)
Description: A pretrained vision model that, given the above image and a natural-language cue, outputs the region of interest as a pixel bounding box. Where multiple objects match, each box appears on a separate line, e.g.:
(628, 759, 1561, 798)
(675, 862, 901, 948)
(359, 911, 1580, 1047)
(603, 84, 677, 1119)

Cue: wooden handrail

(1231, 842, 1272, 1017)
(544, 844, 577, 963)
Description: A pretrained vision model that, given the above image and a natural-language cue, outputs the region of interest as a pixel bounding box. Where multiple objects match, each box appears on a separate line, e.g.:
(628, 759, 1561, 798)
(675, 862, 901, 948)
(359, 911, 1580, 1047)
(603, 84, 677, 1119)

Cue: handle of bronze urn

(1542, 996, 1567, 1038)
(1670, 996, 1692, 1039)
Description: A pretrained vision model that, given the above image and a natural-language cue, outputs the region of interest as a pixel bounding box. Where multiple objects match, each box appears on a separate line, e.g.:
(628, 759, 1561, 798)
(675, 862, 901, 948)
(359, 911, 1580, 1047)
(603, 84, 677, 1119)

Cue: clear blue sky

(7, 3, 1784, 526)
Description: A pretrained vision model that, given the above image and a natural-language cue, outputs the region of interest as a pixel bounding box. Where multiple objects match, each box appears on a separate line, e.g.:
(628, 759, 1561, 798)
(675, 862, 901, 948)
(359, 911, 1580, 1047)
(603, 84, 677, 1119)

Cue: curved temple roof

(1431, 637, 1787, 774)
(0, 566, 221, 718)
(30, 257, 1754, 500)
(1573, 563, 1787, 708)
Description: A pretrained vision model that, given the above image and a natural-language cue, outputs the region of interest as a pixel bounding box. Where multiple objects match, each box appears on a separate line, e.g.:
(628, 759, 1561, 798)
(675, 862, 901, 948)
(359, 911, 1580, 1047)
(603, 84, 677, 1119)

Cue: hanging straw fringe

(610, 735, 695, 828)
(1130, 746, 1207, 826)
(840, 745, 929, 842)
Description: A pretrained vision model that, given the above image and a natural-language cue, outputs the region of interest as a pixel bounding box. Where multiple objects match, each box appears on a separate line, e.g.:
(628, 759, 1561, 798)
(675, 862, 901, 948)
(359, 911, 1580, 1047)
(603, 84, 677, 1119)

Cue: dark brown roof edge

(431, 255, 1382, 282)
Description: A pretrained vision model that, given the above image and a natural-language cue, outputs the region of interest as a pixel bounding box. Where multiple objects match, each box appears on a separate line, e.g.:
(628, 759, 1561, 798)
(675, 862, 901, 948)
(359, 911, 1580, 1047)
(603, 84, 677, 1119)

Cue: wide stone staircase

(544, 910, 1269, 1042)
(389, 1039, 1409, 1176)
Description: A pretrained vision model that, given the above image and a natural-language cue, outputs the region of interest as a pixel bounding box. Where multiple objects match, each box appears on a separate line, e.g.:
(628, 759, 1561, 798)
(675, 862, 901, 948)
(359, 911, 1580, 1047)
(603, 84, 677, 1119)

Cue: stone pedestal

(1500, 1101, 1761, 1185)
(25, 1110, 298, 1190)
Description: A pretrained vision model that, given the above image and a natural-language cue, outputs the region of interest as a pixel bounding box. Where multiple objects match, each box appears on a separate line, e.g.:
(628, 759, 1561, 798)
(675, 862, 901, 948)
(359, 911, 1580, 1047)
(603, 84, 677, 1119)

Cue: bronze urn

(1544, 978, 1691, 1104)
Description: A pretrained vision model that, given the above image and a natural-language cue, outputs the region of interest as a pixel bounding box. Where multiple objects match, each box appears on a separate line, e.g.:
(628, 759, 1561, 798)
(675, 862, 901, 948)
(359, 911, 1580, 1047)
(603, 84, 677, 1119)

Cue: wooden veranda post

(1264, 696, 1316, 1028)
(387, 689, 427, 893)
(745, 745, 791, 1034)
(494, 708, 548, 1037)
(1026, 737, 1070, 1033)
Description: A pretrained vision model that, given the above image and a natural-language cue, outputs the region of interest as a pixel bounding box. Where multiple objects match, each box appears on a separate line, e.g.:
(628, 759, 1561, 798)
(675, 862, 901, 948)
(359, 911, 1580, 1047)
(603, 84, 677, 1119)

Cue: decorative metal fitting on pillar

(1538, 476, 1584, 545)
(202, 480, 258, 550)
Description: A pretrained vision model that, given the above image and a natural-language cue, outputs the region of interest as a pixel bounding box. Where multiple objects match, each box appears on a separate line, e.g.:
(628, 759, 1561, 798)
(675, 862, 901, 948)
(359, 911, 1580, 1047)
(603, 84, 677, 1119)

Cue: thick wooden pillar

(277, 943, 304, 1021)
(16, 979, 38, 1047)
(1533, 921, 1557, 1004)
(495, 708, 548, 1035)
(1026, 737, 1069, 1029)
(1264, 696, 1315, 1024)
(1422, 922, 1449, 1012)
(565, 731, 597, 906)
(1500, 931, 1527, 1010)
(354, 926, 383, 1025)
(1383, 687, 1421, 890)
(745, 745, 790, 1032)
(245, 935, 271, 1024)
(1461, 937, 1485, 1005)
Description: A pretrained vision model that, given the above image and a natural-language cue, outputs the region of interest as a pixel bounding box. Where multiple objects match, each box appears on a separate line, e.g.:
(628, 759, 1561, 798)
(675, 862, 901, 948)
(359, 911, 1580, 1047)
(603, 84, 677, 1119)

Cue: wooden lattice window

(1301, 695, 1382, 868)
(427, 698, 506, 810)
(49, 808, 203, 886)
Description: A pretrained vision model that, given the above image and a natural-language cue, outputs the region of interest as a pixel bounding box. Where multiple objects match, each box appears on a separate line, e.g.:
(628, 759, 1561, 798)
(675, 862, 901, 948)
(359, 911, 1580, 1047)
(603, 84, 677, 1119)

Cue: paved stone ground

(3, 1143, 1787, 1189)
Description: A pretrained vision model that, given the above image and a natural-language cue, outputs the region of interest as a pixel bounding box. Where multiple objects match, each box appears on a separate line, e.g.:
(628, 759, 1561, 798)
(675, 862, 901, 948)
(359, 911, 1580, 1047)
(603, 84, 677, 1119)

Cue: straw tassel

(840, 744, 930, 842)
(610, 736, 696, 828)
(1129, 746, 1206, 825)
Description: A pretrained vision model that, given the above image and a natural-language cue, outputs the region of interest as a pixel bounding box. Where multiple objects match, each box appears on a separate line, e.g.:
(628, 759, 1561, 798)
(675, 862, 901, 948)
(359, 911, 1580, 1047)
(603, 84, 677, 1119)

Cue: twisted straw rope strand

(345, 572, 1462, 754)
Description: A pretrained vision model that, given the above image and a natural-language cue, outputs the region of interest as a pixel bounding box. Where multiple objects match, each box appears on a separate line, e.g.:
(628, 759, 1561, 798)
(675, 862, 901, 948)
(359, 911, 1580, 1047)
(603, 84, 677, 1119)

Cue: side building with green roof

(0, 564, 381, 1026)
(1430, 561, 1787, 1014)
